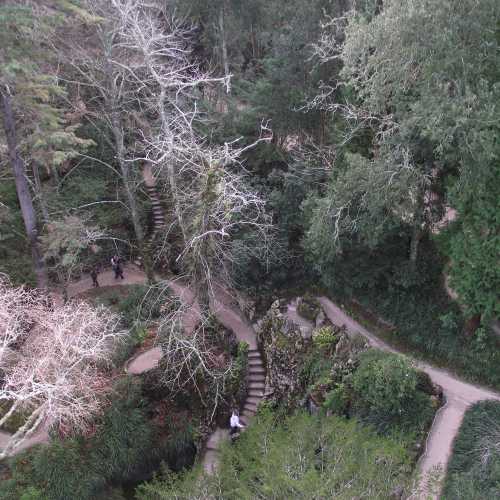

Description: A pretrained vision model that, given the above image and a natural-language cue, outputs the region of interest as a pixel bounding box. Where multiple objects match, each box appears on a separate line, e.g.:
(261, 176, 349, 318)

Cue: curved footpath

(3, 268, 499, 498)
(124, 278, 265, 473)
(318, 297, 500, 499)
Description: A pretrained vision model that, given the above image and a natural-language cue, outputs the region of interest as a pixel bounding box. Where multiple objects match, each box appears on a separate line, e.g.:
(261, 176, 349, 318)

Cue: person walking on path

(229, 410, 244, 437)
(90, 266, 100, 288)
(111, 255, 124, 280)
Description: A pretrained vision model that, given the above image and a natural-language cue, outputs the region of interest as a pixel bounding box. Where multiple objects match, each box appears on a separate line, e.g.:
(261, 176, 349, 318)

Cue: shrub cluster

(443, 401, 500, 499)
(0, 378, 195, 500)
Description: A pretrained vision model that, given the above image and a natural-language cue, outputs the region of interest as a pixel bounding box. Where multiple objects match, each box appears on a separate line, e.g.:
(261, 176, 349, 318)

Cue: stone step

(248, 367, 265, 376)
(248, 378, 265, 386)
(239, 415, 249, 426)
(247, 350, 261, 358)
(245, 396, 262, 406)
(205, 427, 229, 451)
(248, 358, 264, 366)
(243, 402, 257, 414)
(248, 388, 264, 398)
(248, 377, 265, 387)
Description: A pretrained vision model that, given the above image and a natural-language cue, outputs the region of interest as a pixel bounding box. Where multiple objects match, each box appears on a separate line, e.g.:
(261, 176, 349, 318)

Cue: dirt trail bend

(67, 264, 147, 298)
(318, 296, 500, 499)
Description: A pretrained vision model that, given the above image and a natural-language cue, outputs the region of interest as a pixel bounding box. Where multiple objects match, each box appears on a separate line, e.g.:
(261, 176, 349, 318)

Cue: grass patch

(443, 400, 500, 499)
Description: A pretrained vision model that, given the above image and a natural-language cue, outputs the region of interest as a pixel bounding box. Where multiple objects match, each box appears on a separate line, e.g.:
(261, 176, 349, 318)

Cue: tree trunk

(464, 313, 481, 337)
(409, 224, 422, 265)
(409, 186, 425, 266)
(1, 87, 48, 288)
(218, 3, 230, 94)
(110, 110, 154, 283)
(32, 161, 50, 224)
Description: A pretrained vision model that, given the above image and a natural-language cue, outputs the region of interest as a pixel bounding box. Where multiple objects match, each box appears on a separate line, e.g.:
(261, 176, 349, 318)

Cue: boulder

(315, 309, 326, 328)
(300, 325, 312, 339)
(257, 304, 310, 409)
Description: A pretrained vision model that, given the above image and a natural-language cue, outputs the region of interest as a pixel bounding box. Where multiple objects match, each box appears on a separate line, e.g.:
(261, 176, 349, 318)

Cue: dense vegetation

(137, 410, 413, 499)
(1, 0, 499, 498)
(443, 401, 500, 499)
(0, 379, 196, 500)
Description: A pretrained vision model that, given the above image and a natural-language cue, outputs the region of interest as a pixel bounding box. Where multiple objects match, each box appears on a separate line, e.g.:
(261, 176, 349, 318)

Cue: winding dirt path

(4, 264, 499, 496)
(318, 297, 500, 499)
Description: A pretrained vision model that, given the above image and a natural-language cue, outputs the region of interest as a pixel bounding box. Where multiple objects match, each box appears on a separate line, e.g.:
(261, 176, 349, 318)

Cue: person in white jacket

(230, 410, 244, 435)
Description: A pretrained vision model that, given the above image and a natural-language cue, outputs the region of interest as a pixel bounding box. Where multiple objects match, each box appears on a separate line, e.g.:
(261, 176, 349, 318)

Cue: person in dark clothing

(111, 255, 124, 280)
(90, 266, 99, 288)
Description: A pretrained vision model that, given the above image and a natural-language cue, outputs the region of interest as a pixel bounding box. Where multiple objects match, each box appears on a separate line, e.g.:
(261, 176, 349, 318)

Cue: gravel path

(318, 297, 500, 499)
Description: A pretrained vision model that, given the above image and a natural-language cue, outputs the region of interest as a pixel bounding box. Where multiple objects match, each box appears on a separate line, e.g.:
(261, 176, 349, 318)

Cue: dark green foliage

(445, 163, 500, 322)
(93, 284, 174, 328)
(136, 410, 412, 499)
(296, 294, 321, 321)
(226, 342, 249, 408)
(443, 401, 500, 499)
(0, 181, 35, 286)
(0, 378, 195, 500)
(350, 350, 434, 434)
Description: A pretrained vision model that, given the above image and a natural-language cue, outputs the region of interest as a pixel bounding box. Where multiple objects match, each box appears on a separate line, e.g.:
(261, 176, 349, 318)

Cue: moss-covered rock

(296, 294, 321, 321)
(257, 301, 311, 409)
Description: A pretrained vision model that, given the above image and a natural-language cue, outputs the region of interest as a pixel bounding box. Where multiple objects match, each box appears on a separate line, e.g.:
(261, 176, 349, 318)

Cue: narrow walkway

(318, 297, 500, 499)
(67, 264, 146, 298)
(6, 258, 497, 495)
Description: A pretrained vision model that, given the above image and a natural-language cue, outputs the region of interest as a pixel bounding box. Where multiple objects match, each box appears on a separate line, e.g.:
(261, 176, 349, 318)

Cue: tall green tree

(310, 0, 500, 312)
(0, 1, 93, 288)
(136, 411, 412, 498)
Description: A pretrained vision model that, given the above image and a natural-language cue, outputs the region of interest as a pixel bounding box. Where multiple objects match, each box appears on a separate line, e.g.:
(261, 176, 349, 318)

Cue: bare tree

(111, 0, 273, 302)
(54, 0, 155, 280)
(0, 278, 127, 458)
(157, 306, 233, 421)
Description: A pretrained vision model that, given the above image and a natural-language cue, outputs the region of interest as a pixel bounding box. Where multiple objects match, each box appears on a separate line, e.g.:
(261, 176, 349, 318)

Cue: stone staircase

(202, 346, 266, 474)
(144, 182, 166, 235)
(240, 348, 266, 425)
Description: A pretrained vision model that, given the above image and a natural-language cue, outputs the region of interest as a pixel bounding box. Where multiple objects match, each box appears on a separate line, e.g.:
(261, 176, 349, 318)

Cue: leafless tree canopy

(0, 278, 127, 458)
(107, 0, 273, 298)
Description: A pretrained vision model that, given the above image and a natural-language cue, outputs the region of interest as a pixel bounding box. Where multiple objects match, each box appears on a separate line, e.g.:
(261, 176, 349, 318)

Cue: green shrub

(313, 326, 338, 350)
(297, 294, 321, 321)
(226, 342, 249, 407)
(116, 284, 171, 327)
(443, 401, 500, 499)
(323, 384, 349, 415)
(351, 349, 434, 433)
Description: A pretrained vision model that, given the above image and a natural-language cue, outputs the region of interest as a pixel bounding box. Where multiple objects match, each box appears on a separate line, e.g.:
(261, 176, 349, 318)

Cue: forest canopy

(0, 0, 499, 499)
